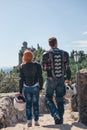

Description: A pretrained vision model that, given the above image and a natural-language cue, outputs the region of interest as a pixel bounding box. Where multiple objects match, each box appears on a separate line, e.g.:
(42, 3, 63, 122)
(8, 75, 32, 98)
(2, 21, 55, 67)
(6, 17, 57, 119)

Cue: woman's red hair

(22, 49, 34, 63)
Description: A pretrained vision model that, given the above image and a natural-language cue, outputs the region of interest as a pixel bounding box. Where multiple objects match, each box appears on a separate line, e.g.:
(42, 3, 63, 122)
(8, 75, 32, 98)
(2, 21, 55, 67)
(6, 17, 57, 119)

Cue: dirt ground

(1, 109, 87, 130)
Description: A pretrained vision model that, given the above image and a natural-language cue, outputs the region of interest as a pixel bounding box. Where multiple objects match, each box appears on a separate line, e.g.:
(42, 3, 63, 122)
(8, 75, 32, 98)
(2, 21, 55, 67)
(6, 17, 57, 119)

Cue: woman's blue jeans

(23, 85, 40, 121)
(45, 77, 66, 120)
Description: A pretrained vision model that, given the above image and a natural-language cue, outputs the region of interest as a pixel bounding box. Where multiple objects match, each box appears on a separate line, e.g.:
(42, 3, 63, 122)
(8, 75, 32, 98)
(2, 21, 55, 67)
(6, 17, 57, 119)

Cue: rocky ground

(0, 93, 87, 130)
(1, 109, 87, 130)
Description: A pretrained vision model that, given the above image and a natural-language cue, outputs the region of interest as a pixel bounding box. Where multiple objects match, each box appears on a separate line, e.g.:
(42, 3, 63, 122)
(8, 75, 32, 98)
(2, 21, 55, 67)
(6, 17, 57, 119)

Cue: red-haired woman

(19, 49, 43, 127)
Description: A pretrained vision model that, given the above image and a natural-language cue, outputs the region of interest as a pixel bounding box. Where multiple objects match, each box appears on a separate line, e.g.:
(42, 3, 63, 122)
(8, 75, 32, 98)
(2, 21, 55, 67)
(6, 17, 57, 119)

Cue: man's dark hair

(48, 37, 57, 47)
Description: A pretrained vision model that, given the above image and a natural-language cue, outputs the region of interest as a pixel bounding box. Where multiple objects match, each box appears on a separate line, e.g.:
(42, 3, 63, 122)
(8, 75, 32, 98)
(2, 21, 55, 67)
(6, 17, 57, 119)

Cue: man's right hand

(65, 80, 71, 86)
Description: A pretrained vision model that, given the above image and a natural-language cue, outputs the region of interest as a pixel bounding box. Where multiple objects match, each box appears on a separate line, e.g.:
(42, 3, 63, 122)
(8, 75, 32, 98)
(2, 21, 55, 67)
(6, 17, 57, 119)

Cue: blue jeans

(23, 85, 40, 121)
(45, 77, 66, 120)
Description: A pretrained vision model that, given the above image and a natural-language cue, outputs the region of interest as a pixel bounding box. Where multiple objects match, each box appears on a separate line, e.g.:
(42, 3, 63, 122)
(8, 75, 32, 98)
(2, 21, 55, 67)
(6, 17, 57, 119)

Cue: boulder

(0, 93, 48, 129)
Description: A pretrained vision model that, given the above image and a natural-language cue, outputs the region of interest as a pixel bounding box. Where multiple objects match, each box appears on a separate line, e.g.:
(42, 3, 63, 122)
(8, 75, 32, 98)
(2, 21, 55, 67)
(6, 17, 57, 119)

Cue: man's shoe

(59, 118, 63, 124)
(54, 113, 61, 124)
(55, 118, 60, 124)
(55, 118, 63, 125)
(35, 121, 40, 126)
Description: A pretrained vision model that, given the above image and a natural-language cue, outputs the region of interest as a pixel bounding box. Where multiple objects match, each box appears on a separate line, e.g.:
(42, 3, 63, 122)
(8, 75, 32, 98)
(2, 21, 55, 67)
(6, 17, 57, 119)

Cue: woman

(19, 49, 43, 127)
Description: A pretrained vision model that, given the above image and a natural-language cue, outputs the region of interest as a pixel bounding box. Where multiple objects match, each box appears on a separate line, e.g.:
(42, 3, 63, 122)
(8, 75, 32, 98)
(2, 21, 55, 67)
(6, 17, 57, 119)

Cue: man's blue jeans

(23, 85, 40, 121)
(45, 77, 66, 120)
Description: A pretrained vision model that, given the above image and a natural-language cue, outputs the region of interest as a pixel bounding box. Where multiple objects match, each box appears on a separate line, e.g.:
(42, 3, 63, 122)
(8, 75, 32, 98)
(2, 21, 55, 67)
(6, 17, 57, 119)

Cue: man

(42, 37, 71, 124)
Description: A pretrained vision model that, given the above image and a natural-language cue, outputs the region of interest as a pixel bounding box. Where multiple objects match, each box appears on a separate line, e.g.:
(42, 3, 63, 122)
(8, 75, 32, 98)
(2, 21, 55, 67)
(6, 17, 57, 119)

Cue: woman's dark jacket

(19, 62, 43, 94)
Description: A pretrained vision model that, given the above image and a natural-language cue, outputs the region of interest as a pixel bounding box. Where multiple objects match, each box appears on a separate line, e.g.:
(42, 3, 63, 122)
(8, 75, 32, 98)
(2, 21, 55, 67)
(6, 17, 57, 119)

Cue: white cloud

(82, 31, 87, 35)
(71, 40, 87, 47)
(65, 40, 87, 53)
(60, 40, 87, 54)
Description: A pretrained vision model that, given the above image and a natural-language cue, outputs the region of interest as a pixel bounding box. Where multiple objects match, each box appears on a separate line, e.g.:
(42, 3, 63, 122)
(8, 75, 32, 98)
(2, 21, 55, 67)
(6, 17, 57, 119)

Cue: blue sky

(0, 0, 87, 68)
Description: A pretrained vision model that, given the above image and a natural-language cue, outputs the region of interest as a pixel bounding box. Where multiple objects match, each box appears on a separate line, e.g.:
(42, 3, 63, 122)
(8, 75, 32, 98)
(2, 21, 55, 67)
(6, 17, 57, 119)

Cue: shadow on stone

(42, 123, 72, 130)
(72, 121, 87, 129)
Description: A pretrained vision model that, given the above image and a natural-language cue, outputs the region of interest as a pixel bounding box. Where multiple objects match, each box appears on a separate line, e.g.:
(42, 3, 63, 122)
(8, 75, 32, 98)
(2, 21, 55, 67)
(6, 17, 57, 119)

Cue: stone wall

(0, 93, 48, 129)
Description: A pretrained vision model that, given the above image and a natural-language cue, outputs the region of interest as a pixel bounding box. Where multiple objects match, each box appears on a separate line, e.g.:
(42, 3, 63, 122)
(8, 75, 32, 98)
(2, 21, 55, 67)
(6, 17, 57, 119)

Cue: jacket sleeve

(64, 51, 71, 80)
(19, 65, 25, 94)
(42, 52, 49, 71)
(37, 64, 43, 90)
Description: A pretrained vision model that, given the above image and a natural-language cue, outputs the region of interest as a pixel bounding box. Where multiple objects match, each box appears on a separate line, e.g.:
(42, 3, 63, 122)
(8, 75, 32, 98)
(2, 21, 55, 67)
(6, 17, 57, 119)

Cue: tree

(0, 48, 87, 93)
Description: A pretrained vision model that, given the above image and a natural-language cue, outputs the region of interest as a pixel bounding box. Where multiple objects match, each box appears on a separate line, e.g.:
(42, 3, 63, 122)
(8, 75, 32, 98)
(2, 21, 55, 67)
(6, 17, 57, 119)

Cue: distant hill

(0, 67, 13, 73)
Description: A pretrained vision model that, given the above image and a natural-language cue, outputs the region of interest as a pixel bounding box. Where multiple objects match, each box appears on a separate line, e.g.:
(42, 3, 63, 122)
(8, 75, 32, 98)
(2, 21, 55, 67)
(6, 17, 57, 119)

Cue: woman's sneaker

(27, 120, 32, 127)
(35, 121, 40, 126)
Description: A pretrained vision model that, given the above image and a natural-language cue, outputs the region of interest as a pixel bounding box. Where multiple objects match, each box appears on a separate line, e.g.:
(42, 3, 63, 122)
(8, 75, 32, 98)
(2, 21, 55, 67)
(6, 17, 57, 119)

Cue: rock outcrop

(0, 93, 48, 129)
(77, 69, 87, 125)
